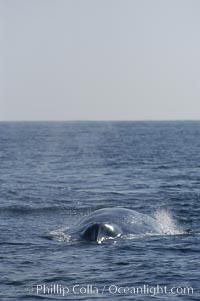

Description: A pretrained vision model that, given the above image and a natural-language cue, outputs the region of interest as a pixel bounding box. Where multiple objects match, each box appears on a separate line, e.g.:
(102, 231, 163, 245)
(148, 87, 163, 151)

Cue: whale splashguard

(80, 222, 122, 243)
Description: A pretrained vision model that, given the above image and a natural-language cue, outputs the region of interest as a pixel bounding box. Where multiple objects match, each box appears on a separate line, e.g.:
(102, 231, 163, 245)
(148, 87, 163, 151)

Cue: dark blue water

(0, 121, 200, 300)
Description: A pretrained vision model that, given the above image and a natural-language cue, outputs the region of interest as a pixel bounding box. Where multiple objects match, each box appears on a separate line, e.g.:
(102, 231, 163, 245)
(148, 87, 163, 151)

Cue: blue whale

(66, 208, 164, 243)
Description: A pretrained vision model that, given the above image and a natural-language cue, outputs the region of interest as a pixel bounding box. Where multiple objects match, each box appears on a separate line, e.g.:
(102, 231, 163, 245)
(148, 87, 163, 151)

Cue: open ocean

(0, 121, 200, 301)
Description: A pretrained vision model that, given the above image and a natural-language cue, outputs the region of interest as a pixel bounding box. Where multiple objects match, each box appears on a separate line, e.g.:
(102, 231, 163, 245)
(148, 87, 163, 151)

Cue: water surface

(0, 121, 200, 300)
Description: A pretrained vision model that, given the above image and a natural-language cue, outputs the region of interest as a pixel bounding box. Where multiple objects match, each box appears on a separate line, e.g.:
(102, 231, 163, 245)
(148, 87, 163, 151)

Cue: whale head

(81, 222, 122, 244)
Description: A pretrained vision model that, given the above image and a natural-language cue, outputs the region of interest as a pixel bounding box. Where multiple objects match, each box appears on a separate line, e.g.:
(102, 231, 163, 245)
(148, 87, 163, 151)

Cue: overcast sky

(1, 0, 200, 121)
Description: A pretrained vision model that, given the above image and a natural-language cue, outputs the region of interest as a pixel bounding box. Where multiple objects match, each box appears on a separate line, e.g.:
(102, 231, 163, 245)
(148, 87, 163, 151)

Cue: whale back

(66, 207, 162, 243)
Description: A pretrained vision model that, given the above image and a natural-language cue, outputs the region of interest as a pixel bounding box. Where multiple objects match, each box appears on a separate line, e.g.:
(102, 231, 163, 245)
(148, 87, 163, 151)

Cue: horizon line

(0, 119, 200, 122)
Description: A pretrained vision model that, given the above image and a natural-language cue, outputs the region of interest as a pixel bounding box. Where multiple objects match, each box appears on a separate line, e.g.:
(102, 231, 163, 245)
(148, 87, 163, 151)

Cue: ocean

(0, 121, 200, 300)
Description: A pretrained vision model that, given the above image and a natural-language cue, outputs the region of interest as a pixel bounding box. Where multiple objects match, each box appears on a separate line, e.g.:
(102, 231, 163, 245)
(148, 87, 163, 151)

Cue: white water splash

(153, 209, 182, 235)
(49, 228, 71, 242)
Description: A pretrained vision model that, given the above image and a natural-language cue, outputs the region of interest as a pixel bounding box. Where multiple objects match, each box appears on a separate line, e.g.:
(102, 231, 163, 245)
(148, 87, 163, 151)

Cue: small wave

(0, 205, 69, 214)
(121, 233, 155, 240)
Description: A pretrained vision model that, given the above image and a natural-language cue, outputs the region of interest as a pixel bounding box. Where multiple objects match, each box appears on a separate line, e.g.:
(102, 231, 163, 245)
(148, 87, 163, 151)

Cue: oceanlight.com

(29, 284, 194, 297)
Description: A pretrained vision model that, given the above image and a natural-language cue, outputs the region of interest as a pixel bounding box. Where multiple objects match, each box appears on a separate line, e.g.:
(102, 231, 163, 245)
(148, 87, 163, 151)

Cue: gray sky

(1, 0, 200, 121)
